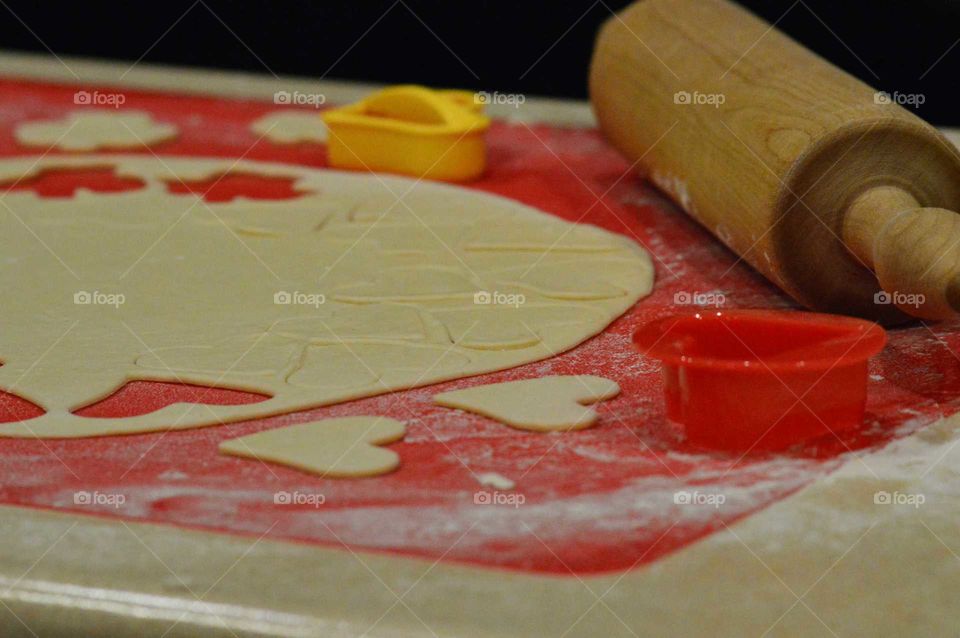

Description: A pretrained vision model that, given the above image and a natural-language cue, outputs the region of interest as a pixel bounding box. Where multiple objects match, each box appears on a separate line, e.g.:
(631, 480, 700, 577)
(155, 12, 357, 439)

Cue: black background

(1, 1, 957, 124)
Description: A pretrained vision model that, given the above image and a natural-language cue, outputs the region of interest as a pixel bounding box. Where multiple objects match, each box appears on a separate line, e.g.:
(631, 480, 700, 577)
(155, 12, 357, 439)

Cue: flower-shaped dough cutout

(15, 110, 178, 151)
(251, 111, 328, 144)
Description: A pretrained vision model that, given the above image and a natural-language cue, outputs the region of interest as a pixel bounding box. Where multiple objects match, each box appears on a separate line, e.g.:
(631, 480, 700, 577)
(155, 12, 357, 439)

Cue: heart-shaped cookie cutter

(634, 309, 887, 451)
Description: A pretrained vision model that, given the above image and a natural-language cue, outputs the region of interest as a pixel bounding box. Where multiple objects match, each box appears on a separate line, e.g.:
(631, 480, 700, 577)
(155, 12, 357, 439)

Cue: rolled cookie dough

(219, 416, 406, 478)
(15, 110, 178, 151)
(251, 111, 328, 144)
(0, 155, 652, 438)
(433, 375, 620, 431)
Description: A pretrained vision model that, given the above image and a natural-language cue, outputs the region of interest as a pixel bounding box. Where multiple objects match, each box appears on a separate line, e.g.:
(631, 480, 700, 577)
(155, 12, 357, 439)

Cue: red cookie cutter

(634, 309, 887, 451)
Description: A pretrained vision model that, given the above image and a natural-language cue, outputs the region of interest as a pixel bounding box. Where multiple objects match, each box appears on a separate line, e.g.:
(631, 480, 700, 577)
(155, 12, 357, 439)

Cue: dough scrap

(15, 110, 178, 151)
(219, 416, 405, 478)
(477, 472, 516, 490)
(434, 375, 620, 431)
(251, 111, 328, 144)
(0, 155, 652, 438)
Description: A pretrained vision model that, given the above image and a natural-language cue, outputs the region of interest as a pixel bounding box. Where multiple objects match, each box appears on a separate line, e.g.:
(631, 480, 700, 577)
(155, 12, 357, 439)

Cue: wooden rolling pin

(590, 0, 960, 322)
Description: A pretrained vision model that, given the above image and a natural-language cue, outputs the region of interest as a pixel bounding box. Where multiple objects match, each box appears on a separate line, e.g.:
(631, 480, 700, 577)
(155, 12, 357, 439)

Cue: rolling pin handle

(843, 186, 960, 319)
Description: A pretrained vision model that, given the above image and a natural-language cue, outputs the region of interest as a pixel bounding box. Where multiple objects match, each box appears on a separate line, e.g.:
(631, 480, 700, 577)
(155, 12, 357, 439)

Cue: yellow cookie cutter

(322, 85, 490, 182)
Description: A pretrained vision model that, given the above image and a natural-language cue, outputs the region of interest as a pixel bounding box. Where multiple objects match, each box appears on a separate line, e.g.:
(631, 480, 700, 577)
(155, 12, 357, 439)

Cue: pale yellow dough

(476, 472, 516, 490)
(0, 155, 652, 438)
(251, 111, 328, 144)
(15, 110, 178, 151)
(433, 375, 620, 431)
(219, 416, 406, 477)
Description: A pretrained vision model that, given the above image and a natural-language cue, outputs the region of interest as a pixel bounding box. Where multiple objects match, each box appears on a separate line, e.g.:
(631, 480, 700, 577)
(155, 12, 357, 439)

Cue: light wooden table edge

(0, 50, 958, 637)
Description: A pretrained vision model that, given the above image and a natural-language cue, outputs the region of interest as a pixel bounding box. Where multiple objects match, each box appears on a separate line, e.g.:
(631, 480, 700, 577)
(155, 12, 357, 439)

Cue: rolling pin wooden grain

(590, 0, 960, 322)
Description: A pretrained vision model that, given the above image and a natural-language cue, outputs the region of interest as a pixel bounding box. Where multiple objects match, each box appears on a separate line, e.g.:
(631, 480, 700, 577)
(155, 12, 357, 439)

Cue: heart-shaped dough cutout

(434, 375, 619, 432)
(219, 416, 406, 478)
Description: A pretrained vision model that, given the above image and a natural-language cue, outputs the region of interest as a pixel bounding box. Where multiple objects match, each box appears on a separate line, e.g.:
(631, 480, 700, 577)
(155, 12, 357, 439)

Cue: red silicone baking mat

(0, 77, 957, 575)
